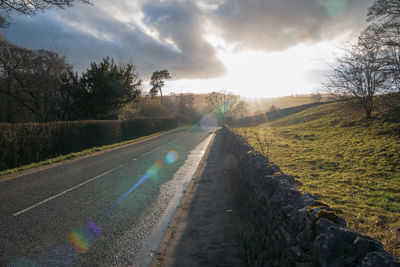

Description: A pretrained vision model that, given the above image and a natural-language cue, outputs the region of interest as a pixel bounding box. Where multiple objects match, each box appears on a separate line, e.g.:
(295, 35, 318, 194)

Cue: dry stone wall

(222, 127, 400, 267)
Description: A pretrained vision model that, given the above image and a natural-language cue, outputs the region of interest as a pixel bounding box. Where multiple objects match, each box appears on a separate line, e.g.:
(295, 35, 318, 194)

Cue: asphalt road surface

(0, 126, 213, 266)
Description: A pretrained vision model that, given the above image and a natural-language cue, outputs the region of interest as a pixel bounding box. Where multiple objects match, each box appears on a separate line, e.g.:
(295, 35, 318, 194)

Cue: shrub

(0, 118, 177, 171)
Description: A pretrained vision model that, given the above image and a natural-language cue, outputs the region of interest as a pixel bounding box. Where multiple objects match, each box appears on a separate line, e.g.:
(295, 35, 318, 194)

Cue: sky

(2, 0, 374, 98)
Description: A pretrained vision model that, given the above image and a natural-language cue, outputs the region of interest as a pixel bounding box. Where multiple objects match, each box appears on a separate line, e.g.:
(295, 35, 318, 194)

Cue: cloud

(2, 0, 225, 79)
(1, 0, 374, 80)
(212, 0, 374, 51)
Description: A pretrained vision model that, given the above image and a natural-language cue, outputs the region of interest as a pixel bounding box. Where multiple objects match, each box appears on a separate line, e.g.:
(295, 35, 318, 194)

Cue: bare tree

(230, 100, 248, 119)
(367, 0, 400, 28)
(326, 34, 388, 118)
(254, 130, 272, 158)
(269, 104, 279, 112)
(311, 92, 323, 103)
(177, 93, 194, 113)
(169, 93, 195, 122)
(206, 90, 238, 113)
(0, 38, 73, 122)
(366, 0, 400, 95)
(206, 90, 248, 124)
(0, 0, 90, 27)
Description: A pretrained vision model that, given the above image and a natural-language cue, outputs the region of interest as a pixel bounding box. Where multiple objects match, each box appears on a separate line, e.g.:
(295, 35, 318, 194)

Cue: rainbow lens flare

(68, 231, 89, 254)
(165, 150, 179, 164)
(145, 161, 164, 177)
(65, 151, 181, 258)
(88, 221, 101, 235)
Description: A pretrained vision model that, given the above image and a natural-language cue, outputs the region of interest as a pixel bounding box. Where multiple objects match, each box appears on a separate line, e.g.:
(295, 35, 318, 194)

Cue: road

(0, 126, 213, 266)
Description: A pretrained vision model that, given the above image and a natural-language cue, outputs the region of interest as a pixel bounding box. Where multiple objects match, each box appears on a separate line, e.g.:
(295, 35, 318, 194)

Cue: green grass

(0, 129, 178, 177)
(234, 99, 400, 257)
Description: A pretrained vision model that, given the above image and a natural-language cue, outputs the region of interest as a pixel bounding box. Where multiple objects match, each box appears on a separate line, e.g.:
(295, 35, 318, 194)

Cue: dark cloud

(2, 0, 225, 79)
(1, 0, 374, 80)
(213, 0, 374, 51)
(142, 1, 225, 78)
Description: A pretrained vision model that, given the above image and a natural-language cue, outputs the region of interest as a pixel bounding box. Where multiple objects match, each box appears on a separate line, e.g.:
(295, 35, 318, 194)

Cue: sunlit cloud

(167, 38, 349, 98)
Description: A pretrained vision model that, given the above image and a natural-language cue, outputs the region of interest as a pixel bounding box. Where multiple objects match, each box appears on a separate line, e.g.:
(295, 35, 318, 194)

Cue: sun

(166, 36, 346, 98)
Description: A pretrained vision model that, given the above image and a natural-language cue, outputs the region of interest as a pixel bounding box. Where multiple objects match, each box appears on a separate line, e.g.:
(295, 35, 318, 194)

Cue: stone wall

(222, 127, 400, 267)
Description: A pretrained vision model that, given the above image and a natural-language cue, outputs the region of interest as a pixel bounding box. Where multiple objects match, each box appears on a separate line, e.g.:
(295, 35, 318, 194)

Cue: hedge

(0, 118, 178, 171)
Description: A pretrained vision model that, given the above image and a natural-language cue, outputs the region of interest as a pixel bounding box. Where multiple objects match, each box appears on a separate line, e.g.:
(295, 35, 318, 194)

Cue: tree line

(326, 0, 400, 118)
(0, 36, 249, 123)
(0, 37, 248, 123)
(0, 39, 143, 122)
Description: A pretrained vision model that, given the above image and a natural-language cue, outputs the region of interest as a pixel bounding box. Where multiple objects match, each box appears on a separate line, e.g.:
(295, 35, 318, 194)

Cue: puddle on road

(106, 133, 214, 266)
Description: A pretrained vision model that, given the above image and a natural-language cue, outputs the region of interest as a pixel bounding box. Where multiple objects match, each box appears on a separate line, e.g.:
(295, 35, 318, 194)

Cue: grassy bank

(234, 99, 400, 257)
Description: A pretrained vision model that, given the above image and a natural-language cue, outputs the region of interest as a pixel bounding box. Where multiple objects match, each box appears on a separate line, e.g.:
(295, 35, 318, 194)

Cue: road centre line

(168, 136, 182, 145)
(141, 132, 188, 157)
(12, 166, 123, 217)
(142, 145, 166, 157)
(11, 132, 191, 217)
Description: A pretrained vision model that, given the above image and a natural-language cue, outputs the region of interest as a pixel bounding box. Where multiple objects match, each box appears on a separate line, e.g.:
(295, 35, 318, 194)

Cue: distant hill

(244, 94, 323, 114)
(231, 101, 336, 127)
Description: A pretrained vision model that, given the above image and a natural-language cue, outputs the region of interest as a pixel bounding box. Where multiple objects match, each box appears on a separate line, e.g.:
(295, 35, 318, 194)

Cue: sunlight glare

(167, 36, 349, 98)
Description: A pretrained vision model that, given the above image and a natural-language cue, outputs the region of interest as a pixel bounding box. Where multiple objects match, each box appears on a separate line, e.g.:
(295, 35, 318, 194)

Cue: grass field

(234, 99, 400, 257)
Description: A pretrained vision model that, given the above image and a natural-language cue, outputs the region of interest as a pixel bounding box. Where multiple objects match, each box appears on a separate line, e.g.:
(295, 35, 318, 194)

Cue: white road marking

(142, 145, 166, 157)
(168, 131, 190, 145)
(12, 166, 122, 217)
(168, 137, 182, 145)
(11, 131, 192, 217)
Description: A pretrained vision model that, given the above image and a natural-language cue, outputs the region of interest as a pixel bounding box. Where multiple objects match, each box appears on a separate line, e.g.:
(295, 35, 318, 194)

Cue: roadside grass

(0, 129, 179, 177)
(234, 99, 400, 257)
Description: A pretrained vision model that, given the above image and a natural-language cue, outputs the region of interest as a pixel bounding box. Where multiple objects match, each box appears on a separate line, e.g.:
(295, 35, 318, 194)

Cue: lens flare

(146, 161, 163, 177)
(88, 221, 101, 236)
(107, 160, 166, 213)
(326, 0, 347, 17)
(68, 231, 89, 254)
(200, 114, 218, 132)
(65, 152, 177, 259)
(165, 150, 179, 164)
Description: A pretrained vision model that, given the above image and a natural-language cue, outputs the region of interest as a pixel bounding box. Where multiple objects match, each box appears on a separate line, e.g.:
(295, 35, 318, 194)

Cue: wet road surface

(0, 126, 213, 266)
